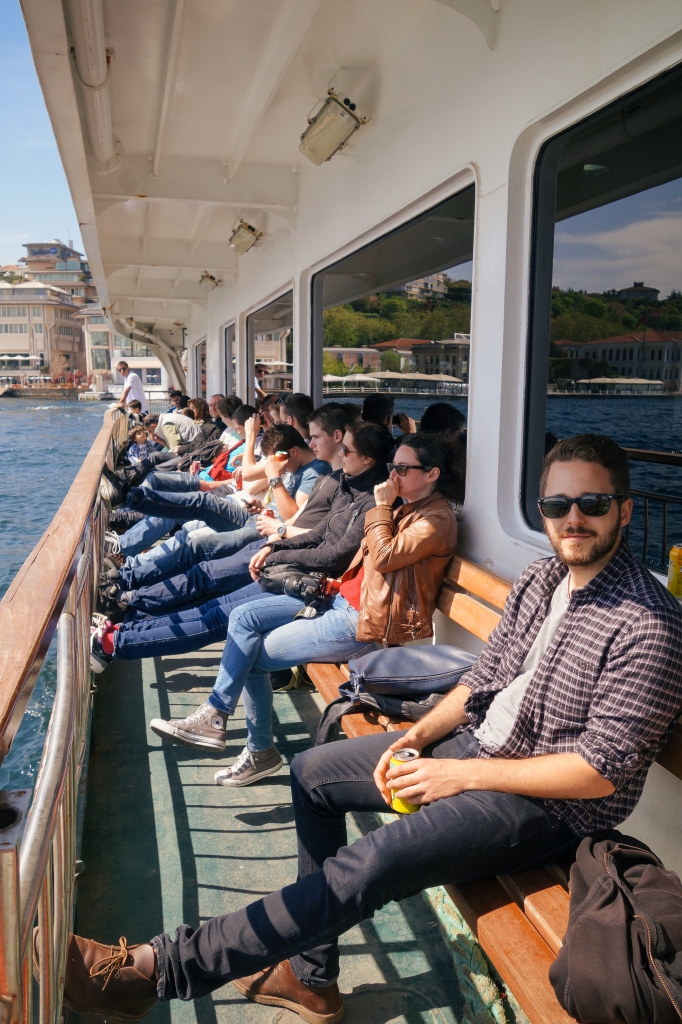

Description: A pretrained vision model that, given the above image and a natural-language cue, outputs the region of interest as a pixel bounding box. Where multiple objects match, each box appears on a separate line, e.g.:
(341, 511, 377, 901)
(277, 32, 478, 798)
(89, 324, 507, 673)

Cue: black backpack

(550, 831, 682, 1023)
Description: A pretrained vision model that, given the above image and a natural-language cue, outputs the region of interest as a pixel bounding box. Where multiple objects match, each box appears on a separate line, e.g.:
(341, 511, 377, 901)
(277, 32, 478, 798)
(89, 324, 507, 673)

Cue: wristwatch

(276, 523, 287, 538)
(269, 477, 284, 488)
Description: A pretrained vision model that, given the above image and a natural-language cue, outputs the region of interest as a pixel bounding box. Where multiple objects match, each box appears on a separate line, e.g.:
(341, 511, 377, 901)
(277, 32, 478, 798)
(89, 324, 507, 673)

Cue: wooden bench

(306, 555, 573, 1024)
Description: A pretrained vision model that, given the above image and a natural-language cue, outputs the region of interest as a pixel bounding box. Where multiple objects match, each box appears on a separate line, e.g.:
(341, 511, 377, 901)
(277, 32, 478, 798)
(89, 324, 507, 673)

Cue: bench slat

(444, 555, 511, 610)
(446, 880, 574, 1024)
(498, 869, 569, 956)
(437, 586, 502, 643)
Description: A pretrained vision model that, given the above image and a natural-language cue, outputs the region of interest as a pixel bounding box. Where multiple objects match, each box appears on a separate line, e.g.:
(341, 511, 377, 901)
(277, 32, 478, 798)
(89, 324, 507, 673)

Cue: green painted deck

(72, 646, 513, 1024)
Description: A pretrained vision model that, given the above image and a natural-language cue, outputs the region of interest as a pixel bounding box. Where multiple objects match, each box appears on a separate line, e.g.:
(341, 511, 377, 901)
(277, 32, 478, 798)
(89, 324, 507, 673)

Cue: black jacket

(176, 420, 221, 456)
(265, 462, 388, 578)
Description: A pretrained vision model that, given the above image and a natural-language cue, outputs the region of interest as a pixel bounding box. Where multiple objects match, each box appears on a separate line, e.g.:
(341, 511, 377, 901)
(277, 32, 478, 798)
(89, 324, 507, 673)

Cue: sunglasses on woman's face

(387, 462, 431, 477)
(537, 493, 625, 519)
(341, 444, 358, 456)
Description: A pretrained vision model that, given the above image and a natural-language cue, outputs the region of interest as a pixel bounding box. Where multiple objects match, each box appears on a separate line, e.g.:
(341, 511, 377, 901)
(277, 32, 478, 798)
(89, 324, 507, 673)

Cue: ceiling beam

(91, 155, 297, 224)
(224, 0, 321, 182)
(151, 0, 186, 179)
(431, 0, 500, 48)
(101, 238, 239, 272)
(189, 206, 215, 254)
(140, 202, 156, 253)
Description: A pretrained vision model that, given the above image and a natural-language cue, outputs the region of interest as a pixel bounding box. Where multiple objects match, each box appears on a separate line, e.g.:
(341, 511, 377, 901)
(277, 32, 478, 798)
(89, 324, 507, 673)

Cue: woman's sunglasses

(387, 462, 431, 477)
(537, 493, 626, 519)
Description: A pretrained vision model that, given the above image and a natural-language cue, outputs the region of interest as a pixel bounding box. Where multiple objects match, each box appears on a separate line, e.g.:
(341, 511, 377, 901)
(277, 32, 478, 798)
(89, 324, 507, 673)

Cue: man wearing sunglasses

(58, 433, 682, 1024)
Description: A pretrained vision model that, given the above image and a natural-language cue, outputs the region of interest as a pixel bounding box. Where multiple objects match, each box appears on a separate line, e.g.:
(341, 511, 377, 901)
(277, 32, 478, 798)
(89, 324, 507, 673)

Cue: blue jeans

(207, 593, 379, 749)
(113, 584, 265, 660)
(122, 542, 263, 613)
(123, 520, 208, 569)
(141, 471, 203, 493)
(120, 525, 262, 587)
(118, 516, 178, 558)
(152, 730, 578, 1000)
(127, 486, 254, 534)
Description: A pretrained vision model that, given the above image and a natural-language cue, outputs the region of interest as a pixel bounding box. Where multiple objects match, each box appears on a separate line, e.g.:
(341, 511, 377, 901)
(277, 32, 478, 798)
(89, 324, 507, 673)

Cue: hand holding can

(389, 748, 421, 814)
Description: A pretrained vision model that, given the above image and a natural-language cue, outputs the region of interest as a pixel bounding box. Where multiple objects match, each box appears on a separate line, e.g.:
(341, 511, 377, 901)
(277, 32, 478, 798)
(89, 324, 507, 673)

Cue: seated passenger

(172, 397, 221, 453)
(101, 406, 350, 609)
(420, 401, 466, 442)
(147, 430, 462, 788)
(61, 435, 682, 1024)
(128, 423, 329, 535)
(90, 423, 391, 668)
(125, 426, 157, 465)
(280, 392, 314, 440)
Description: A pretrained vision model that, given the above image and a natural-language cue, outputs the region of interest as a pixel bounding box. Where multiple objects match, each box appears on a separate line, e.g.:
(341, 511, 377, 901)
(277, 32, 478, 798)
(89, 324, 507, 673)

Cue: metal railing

(0, 409, 127, 1024)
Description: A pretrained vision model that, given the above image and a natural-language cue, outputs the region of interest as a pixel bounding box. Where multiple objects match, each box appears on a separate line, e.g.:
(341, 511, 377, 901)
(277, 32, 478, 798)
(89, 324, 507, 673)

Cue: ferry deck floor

(71, 645, 494, 1024)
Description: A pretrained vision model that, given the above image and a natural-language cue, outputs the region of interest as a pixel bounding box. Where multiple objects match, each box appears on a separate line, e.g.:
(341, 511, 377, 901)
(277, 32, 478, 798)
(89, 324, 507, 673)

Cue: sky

(553, 177, 682, 298)
(0, 0, 83, 266)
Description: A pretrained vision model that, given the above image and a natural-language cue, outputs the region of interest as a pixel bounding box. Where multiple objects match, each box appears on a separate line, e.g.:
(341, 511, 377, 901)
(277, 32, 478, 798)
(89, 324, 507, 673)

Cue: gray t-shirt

(474, 576, 571, 752)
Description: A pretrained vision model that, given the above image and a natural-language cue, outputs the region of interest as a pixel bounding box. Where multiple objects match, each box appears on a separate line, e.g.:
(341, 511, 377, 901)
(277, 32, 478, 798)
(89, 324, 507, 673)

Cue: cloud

(553, 212, 682, 296)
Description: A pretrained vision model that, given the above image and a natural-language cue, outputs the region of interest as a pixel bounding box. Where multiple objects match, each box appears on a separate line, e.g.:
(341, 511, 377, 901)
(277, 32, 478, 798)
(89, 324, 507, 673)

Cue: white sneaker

(214, 746, 283, 787)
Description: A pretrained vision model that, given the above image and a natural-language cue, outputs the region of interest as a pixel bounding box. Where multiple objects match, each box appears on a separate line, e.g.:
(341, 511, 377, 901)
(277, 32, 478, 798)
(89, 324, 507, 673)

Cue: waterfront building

(411, 335, 470, 381)
(0, 281, 85, 375)
(556, 330, 682, 388)
(323, 345, 381, 371)
(389, 273, 448, 300)
(617, 281, 661, 302)
(72, 306, 169, 394)
(18, 241, 98, 306)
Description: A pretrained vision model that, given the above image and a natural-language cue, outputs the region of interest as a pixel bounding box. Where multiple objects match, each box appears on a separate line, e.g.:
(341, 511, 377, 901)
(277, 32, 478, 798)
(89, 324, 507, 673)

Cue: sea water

(0, 399, 104, 790)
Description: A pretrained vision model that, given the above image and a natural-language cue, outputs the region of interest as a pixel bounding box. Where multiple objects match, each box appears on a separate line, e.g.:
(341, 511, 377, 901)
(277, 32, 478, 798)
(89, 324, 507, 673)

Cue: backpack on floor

(550, 831, 682, 1023)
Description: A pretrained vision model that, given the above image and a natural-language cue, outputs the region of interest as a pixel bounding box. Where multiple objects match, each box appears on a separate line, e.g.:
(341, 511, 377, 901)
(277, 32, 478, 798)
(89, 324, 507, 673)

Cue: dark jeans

(122, 542, 262, 613)
(113, 583, 266, 659)
(152, 730, 578, 1001)
(119, 526, 263, 588)
(127, 485, 253, 534)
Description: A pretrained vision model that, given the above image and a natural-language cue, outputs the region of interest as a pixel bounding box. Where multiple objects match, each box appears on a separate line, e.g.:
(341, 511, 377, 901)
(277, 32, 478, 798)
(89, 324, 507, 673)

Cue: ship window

(524, 61, 682, 555)
(246, 293, 292, 405)
(223, 323, 235, 395)
(195, 340, 207, 398)
(311, 184, 475, 407)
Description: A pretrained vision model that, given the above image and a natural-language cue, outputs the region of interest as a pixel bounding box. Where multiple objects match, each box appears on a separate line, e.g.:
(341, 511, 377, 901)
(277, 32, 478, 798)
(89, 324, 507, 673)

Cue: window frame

(522, 62, 682, 531)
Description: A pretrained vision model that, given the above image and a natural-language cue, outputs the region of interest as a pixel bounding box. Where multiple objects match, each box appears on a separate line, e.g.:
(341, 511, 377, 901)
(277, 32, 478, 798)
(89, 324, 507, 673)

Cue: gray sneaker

(150, 701, 229, 750)
(214, 746, 283, 787)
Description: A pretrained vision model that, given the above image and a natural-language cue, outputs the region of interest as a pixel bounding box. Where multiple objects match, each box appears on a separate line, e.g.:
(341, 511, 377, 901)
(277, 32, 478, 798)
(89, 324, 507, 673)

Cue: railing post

(0, 791, 32, 1024)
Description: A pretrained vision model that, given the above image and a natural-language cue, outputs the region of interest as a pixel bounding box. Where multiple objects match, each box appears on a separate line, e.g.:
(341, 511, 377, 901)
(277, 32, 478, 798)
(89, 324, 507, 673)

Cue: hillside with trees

(323, 279, 471, 374)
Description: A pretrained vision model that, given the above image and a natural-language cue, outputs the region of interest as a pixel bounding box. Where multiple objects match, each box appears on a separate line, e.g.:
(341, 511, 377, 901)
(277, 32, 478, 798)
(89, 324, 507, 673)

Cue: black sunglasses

(387, 462, 431, 477)
(537, 493, 626, 519)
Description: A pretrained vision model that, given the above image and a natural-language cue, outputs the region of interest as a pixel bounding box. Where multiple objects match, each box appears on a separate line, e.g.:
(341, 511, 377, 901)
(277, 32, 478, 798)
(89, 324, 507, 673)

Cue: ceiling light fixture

(583, 163, 609, 176)
(299, 89, 367, 165)
(229, 220, 263, 255)
(199, 271, 222, 291)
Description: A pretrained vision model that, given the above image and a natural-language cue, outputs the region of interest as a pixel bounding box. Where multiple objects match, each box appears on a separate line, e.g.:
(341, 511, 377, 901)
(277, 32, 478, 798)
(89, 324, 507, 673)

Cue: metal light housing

(299, 91, 364, 165)
(228, 221, 263, 255)
(199, 271, 222, 291)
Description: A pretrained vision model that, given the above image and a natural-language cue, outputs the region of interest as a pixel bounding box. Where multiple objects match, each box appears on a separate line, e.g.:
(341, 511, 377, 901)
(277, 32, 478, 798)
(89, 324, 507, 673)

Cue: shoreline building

(411, 335, 471, 381)
(556, 330, 682, 388)
(0, 281, 85, 375)
(390, 274, 449, 300)
(19, 241, 98, 306)
(72, 306, 169, 395)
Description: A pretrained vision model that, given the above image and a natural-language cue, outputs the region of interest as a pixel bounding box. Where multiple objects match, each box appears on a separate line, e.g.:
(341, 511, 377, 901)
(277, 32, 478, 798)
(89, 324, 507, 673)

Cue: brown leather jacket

(341, 491, 458, 644)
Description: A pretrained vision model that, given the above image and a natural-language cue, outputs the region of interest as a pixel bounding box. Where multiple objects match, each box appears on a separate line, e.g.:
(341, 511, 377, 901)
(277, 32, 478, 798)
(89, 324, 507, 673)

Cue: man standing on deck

(52, 435, 682, 1024)
(116, 361, 148, 415)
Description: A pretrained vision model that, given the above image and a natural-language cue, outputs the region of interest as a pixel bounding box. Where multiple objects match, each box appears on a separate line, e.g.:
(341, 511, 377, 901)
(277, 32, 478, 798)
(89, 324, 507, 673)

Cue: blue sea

(0, 399, 104, 790)
(1, 395, 681, 789)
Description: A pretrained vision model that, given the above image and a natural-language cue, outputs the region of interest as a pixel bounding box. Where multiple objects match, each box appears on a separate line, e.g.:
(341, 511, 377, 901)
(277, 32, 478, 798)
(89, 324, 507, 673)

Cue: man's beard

(547, 520, 622, 567)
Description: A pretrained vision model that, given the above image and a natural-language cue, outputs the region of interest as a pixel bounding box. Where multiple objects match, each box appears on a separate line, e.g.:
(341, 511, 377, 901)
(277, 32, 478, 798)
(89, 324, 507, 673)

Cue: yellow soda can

(389, 748, 421, 814)
(668, 546, 682, 598)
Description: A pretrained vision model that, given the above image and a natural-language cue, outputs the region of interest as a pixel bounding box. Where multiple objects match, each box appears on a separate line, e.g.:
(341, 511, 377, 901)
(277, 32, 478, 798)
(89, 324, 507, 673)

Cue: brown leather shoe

(232, 959, 343, 1024)
(34, 930, 157, 1021)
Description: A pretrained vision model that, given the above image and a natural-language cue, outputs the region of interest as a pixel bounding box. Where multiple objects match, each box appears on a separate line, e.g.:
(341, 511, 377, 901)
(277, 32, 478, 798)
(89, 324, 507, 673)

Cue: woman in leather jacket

(144, 427, 464, 788)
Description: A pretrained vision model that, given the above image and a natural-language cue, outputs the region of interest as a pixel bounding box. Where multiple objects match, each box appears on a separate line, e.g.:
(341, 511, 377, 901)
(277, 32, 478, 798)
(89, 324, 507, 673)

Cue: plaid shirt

(461, 544, 682, 836)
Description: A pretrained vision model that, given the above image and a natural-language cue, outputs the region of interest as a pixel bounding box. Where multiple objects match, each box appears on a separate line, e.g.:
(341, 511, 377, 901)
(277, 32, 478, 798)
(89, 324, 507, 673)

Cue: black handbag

(346, 644, 478, 698)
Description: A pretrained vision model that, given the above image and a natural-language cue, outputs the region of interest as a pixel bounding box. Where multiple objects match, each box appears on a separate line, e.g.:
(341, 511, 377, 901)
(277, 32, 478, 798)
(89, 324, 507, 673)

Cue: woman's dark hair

(540, 433, 630, 497)
(347, 421, 395, 464)
(419, 402, 465, 435)
(395, 432, 465, 503)
(189, 397, 210, 422)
